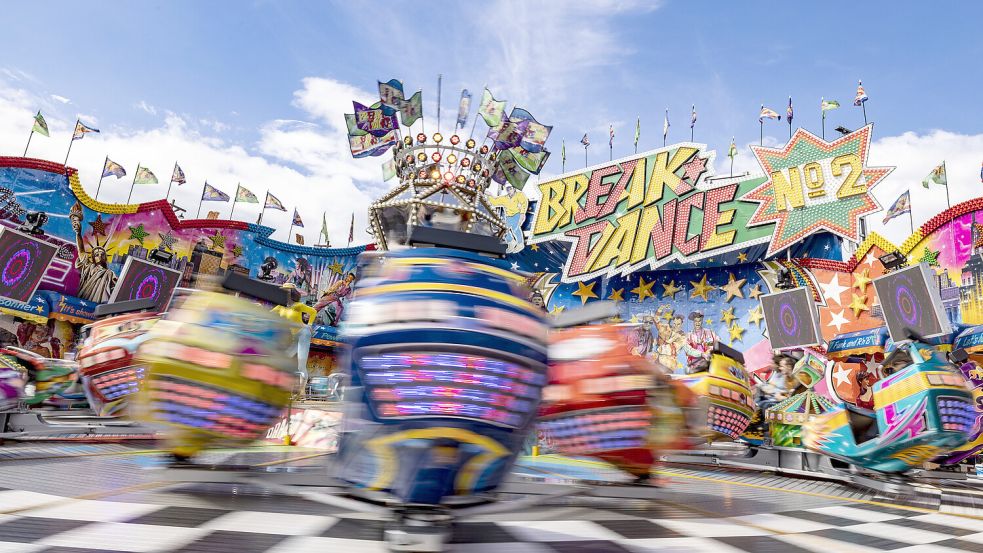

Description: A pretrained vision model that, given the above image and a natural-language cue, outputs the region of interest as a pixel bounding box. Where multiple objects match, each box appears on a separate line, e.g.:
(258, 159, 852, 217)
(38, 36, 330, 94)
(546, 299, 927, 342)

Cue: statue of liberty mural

(69, 202, 118, 303)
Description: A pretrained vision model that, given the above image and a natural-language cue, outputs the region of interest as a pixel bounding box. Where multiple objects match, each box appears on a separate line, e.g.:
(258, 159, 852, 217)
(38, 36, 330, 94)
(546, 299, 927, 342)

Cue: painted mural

(0, 157, 364, 353)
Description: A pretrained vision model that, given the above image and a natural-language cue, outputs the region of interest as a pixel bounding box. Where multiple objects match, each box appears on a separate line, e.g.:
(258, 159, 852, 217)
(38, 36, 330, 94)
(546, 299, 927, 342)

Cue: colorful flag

(854, 81, 868, 106)
(728, 138, 737, 159)
(399, 90, 423, 127)
(32, 111, 49, 137)
(354, 101, 397, 136)
(72, 120, 99, 140)
(922, 163, 947, 188)
(133, 166, 158, 185)
(477, 88, 506, 127)
(786, 97, 794, 125)
(170, 162, 186, 185)
(369, 100, 397, 116)
(510, 147, 550, 174)
(509, 107, 551, 153)
(487, 115, 528, 150)
(378, 79, 405, 110)
(349, 130, 398, 158)
(561, 140, 566, 165)
(102, 158, 126, 179)
(759, 106, 781, 121)
(382, 157, 397, 181)
(581, 133, 590, 147)
(690, 105, 697, 129)
(235, 184, 258, 203)
(345, 113, 367, 136)
(663, 108, 670, 140)
(609, 125, 614, 147)
(348, 213, 354, 244)
(292, 209, 304, 228)
(321, 213, 329, 244)
(882, 191, 911, 223)
(821, 98, 840, 111)
(456, 89, 471, 129)
(634, 117, 640, 147)
(493, 149, 531, 190)
(265, 192, 287, 211)
(295, 233, 305, 246)
(202, 183, 230, 202)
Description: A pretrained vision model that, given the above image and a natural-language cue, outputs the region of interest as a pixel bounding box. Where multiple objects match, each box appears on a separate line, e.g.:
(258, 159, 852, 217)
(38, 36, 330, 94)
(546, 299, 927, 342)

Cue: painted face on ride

(671, 316, 683, 331)
(692, 315, 703, 331)
(92, 247, 107, 266)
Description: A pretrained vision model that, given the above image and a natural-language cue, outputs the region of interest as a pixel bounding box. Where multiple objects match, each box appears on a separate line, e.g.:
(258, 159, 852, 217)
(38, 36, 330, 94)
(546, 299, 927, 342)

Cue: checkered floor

(1, 488, 982, 552)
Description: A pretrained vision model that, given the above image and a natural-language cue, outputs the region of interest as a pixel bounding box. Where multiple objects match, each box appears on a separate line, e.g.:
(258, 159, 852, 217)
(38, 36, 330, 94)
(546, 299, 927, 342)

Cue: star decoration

(662, 280, 683, 299)
(974, 224, 983, 248)
(705, 318, 714, 326)
(862, 254, 877, 267)
(629, 314, 639, 323)
(819, 274, 849, 306)
(736, 252, 748, 263)
(728, 323, 745, 343)
(88, 214, 107, 237)
(747, 305, 764, 326)
(848, 293, 869, 317)
(689, 274, 715, 301)
(742, 126, 894, 256)
(721, 306, 738, 325)
(550, 305, 566, 315)
(510, 262, 520, 271)
(328, 261, 344, 275)
(853, 268, 872, 294)
(720, 272, 747, 302)
(128, 224, 150, 244)
(681, 155, 708, 183)
(157, 231, 177, 251)
(827, 309, 849, 332)
(529, 244, 539, 251)
(232, 244, 244, 257)
(832, 364, 853, 388)
(662, 308, 674, 321)
(920, 248, 940, 266)
(748, 283, 764, 300)
(631, 277, 656, 301)
(208, 231, 226, 249)
(572, 280, 599, 304)
(608, 288, 624, 302)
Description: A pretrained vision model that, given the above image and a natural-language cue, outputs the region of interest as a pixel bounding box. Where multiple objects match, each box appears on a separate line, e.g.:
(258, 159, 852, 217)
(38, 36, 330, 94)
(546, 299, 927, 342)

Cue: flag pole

(23, 129, 33, 157)
(862, 102, 868, 126)
(759, 120, 763, 146)
(94, 155, 108, 201)
(287, 214, 295, 244)
(63, 119, 79, 165)
(126, 163, 140, 204)
(908, 209, 914, 236)
(258, 192, 268, 225)
(436, 74, 442, 134)
(821, 98, 826, 140)
(164, 162, 176, 201)
(196, 183, 206, 219)
(229, 185, 240, 219)
(584, 143, 588, 169)
(943, 161, 951, 208)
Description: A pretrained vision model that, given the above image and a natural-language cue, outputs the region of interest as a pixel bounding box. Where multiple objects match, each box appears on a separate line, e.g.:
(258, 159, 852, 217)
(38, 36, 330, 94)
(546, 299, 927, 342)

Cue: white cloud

(0, 76, 376, 246)
(135, 100, 157, 116)
(50, 94, 70, 104)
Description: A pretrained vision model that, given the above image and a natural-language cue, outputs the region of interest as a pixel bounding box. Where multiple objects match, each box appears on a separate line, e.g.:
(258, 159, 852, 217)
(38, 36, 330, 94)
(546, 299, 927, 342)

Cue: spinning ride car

(674, 343, 755, 441)
(337, 228, 548, 505)
(2, 348, 87, 409)
(0, 352, 27, 410)
(802, 337, 974, 473)
(77, 312, 158, 416)
(764, 351, 837, 447)
(936, 324, 983, 466)
(134, 284, 298, 461)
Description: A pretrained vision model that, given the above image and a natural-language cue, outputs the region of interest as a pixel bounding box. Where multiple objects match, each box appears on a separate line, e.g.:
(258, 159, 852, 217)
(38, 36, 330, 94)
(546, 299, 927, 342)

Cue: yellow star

(608, 288, 624, 302)
(705, 318, 713, 326)
(662, 308, 674, 321)
(720, 272, 747, 302)
(848, 293, 869, 317)
(529, 244, 539, 251)
(609, 315, 623, 323)
(736, 252, 748, 263)
(661, 279, 683, 299)
(208, 231, 226, 249)
(328, 261, 344, 275)
(550, 305, 566, 315)
(728, 323, 746, 343)
(721, 306, 738, 325)
(572, 280, 599, 304)
(748, 283, 764, 300)
(689, 274, 715, 301)
(629, 314, 639, 323)
(853, 268, 872, 294)
(747, 305, 764, 326)
(631, 277, 656, 301)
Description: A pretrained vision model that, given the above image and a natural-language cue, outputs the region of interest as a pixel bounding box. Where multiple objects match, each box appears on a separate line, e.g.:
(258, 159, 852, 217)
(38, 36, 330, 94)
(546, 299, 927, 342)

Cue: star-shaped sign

(689, 274, 715, 301)
(853, 268, 872, 294)
(662, 279, 683, 299)
(748, 283, 764, 300)
(529, 244, 539, 251)
(208, 231, 226, 249)
(848, 293, 869, 317)
(632, 277, 656, 301)
(832, 364, 853, 388)
(920, 248, 940, 266)
(721, 306, 738, 326)
(88, 214, 107, 237)
(128, 224, 150, 244)
(328, 261, 344, 275)
(736, 252, 748, 263)
(741, 126, 894, 256)
(572, 280, 598, 304)
(728, 323, 745, 343)
(681, 155, 708, 183)
(157, 231, 177, 251)
(608, 288, 624, 302)
(551, 305, 566, 315)
(232, 244, 244, 257)
(747, 305, 764, 326)
(819, 274, 849, 306)
(720, 272, 747, 302)
(827, 309, 849, 332)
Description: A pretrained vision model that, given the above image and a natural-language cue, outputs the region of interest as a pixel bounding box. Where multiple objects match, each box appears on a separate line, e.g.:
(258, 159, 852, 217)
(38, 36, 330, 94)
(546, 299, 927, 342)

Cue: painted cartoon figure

(314, 272, 356, 326)
(16, 321, 59, 358)
(654, 306, 686, 372)
(288, 257, 313, 295)
(486, 184, 529, 253)
(683, 311, 719, 371)
(70, 203, 118, 303)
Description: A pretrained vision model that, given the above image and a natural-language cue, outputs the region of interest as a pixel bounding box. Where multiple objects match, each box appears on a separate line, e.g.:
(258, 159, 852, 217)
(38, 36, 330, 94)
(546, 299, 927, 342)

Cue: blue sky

(0, 0, 981, 245)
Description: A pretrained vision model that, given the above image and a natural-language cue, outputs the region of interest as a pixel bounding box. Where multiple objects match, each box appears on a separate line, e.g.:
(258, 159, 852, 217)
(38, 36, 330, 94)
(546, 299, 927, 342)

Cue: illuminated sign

(528, 126, 894, 282)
